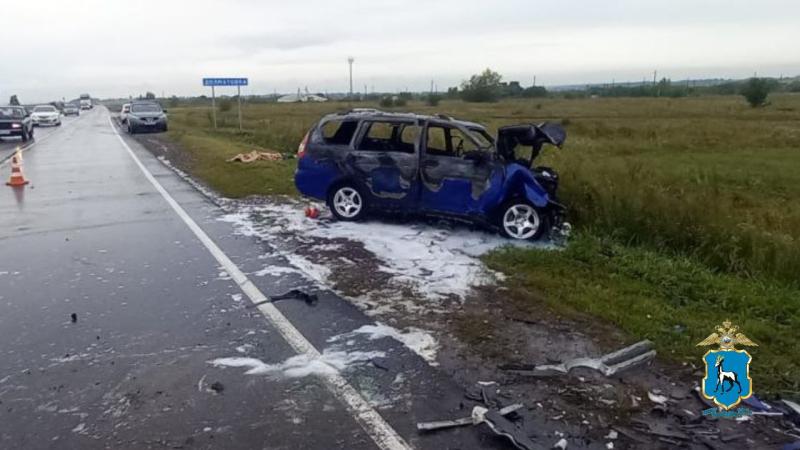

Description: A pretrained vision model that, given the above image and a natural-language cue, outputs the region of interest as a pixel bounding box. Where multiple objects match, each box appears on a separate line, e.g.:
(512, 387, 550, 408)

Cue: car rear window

(356, 121, 417, 153)
(131, 103, 162, 113)
(0, 107, 24, 118)
(320, 119, 357, 145)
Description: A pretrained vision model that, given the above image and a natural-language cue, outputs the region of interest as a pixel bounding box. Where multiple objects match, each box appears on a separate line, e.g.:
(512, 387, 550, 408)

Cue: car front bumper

(32, 117, 60, 126)
(130, 118, 167, 129)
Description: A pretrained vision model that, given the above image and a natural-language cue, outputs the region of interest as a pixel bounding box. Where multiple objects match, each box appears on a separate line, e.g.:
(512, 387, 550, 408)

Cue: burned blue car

(294, 109, 568, 241)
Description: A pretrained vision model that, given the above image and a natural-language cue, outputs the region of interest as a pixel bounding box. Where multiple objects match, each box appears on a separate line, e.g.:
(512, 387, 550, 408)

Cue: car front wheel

(20, 128, 29, 143)
(328, 184, 367, 221)
(499, 200, 549, 241)
(128, 123, 135, 134)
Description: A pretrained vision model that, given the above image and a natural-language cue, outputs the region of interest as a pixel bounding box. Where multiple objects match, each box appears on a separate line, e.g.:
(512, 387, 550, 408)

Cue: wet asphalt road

(0, 108, 506, 449)
(0, 117, 66, 164)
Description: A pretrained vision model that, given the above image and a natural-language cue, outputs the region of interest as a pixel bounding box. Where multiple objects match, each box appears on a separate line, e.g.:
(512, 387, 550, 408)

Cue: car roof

(321, 109, 487, 130)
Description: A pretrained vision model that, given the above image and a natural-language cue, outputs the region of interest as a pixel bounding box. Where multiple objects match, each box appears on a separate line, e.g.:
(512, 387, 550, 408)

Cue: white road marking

(108, 117, 412, 450)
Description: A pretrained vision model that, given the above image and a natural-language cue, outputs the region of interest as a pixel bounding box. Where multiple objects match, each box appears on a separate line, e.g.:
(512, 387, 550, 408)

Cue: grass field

(159, 94, 800, 394)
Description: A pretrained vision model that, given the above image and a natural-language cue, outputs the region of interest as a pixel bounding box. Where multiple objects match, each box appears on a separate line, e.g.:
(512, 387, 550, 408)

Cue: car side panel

(294, 149, 344, 201)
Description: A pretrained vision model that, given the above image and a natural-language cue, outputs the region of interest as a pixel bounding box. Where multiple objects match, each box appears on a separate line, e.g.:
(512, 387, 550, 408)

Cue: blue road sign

(202, 78, 248, 87)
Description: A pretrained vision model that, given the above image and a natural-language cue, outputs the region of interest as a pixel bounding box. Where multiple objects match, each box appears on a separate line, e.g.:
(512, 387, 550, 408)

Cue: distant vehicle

(119, 103, 131, 124)
(63, 103, 80, 116)
(294, 109, 568, 241)
(126, 101, 167, 134)
(79, 93, 92, 110)
(0, 106, 34, 142)
(31, 105, 62, 127)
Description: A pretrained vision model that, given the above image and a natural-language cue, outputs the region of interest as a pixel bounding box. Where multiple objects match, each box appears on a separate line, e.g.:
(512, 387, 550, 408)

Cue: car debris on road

(499, 340, 656, 377)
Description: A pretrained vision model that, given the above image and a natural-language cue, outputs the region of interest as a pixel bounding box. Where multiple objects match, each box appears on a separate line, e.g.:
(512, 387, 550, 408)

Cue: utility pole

(347, 56, 354, 99)
(653, 70, 657, 85)
(533, 75, 537, 86)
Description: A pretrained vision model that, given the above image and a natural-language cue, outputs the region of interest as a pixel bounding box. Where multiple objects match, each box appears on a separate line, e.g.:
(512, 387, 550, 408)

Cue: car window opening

(321, 119, 358, 145)
(357, 121, 417, 154)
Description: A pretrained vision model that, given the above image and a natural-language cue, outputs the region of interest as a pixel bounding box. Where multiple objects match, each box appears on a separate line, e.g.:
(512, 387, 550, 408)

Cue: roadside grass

(166, 127, 297, 198)
(484, 233, 800, 395)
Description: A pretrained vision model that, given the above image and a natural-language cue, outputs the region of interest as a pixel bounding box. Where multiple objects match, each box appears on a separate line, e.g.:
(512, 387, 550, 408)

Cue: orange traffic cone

(6, 150, 29, 187)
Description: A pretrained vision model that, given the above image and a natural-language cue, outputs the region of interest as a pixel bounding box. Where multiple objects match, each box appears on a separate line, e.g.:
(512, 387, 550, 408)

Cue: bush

(426, 94, 441, 106)
(219, 99, 233, 112)
(522, 86, 548, 98)
(460, 68, 503, 102)
(379, 96, 406, 108)
(741, 77, 770, 107)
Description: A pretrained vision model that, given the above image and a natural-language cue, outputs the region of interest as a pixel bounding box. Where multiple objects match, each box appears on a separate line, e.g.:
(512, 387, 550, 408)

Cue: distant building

(277, 93, 328, 103)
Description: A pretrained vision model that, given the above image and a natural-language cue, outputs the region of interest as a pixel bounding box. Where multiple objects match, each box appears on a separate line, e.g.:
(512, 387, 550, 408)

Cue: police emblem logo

(697, 320, 757, 413)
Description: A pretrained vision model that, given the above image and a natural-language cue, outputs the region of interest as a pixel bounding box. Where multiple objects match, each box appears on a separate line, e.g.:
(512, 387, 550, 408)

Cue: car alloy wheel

(332, 186, 363, 220)
(502, 203, 541, 240)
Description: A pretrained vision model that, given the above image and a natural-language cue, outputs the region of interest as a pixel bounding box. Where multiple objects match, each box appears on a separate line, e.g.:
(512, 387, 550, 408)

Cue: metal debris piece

(648, 391, 669, 405)
(482, 409, 537, 450)
(504, 340, 656, 377)
(784, 399, 800, 416)
(249, 289, 319, 308)
(416, 404, 523, 432)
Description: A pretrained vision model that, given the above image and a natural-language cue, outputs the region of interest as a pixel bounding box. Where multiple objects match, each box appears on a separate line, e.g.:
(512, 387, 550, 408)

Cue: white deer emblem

(714, 355, 742, 394)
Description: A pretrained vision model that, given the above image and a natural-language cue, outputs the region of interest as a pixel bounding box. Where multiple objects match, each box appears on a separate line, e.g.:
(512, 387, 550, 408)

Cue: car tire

(28, 127, 34, 139)
(162, 124, 168, 132)
(498, 199, 550, 241)
(20, 128, 29, 143)
(128, 123, 135, 134)
(328, 183, 368, 221)
(57, 121, 62, 126)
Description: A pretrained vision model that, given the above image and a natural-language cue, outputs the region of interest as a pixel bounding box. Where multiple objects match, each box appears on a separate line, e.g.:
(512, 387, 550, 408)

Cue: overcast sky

(2, 0, 799, 102)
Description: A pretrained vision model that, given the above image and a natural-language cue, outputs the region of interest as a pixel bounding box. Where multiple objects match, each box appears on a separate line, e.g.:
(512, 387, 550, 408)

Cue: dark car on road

(294, 109, 568, 241)
(126, 101, 168, 134)
(0, 106, 34, 142)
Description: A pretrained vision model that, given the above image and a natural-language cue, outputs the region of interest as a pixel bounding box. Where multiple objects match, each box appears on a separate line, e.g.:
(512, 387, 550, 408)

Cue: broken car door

(349, 120, 420, 208)
(419, 121, 503, 215)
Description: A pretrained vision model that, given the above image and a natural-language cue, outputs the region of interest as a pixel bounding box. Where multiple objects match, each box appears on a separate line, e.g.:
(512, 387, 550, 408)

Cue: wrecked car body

(294, 109, 568, 240)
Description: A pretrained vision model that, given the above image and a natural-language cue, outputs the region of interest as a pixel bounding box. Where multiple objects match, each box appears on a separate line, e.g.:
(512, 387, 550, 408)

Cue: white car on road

(30, 105, 62, 127)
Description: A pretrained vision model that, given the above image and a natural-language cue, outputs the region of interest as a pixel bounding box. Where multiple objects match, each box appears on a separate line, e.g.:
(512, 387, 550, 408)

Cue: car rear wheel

(499, 200, 549, 241)
(328, 184, 367, 221)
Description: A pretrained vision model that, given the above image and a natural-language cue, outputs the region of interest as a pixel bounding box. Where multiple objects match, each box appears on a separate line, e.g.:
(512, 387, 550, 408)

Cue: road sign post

(202, 78, 248, 131)
(211, 86, 217, 129)
(237, 86, 242, 131)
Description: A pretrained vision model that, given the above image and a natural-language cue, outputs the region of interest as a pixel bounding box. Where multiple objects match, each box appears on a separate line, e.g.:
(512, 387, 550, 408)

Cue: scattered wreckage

(294, 109, 570, 241)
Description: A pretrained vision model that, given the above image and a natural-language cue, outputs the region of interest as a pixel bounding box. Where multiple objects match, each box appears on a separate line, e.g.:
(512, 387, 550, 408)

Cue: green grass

(158, 95, 800, 394)
(165, 125, 297, 198)
(484, 234, 800, 395)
